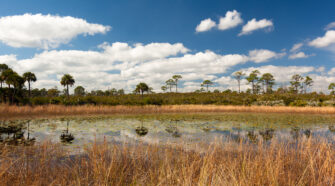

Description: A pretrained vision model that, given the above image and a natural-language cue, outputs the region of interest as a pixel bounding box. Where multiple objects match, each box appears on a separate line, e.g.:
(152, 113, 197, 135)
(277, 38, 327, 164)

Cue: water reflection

(60, 120, 75, 144)
(246, 130, 258, 143)
(0, 121, 35, 146)
(0, 117, 334, 147)
(165, 120, 182, 138)
(259, 129, 275, 141)
(135, 121, 149, 137)
(329, 126, 335, 133)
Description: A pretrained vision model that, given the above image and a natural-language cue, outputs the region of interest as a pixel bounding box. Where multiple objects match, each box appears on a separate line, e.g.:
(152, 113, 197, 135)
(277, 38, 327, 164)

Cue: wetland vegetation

(0, 113, 335, 185)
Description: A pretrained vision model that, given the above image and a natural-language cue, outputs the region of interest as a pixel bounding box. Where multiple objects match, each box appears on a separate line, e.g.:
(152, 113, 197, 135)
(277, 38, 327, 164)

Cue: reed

(1, 104, 335, 119)
(0, 138, 334, 185)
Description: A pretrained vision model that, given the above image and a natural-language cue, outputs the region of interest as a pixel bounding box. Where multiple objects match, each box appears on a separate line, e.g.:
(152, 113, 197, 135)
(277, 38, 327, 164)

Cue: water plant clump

(135, 126, 148, 136)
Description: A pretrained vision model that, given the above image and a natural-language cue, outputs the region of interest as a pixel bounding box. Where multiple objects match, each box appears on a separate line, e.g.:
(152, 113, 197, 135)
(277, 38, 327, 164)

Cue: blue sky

(0, 0, 335, 92)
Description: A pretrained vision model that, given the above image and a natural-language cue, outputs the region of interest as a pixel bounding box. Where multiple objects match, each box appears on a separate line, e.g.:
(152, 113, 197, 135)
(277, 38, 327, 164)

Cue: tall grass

(0, 138, 334, 185)
(1, 104, 335, 119)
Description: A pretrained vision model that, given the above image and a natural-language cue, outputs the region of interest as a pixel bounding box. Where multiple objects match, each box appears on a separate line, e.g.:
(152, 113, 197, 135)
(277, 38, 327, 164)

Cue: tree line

(2, 63, 335, 105)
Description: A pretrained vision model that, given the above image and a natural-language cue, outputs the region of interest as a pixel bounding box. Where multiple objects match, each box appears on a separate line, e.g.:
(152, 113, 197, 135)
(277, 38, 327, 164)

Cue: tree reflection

(303, 129, 311, 138)
(290, 127, 300, 140)
(166, 119, 182, 138)
(60, 120, 75, 144)
(329, 126, 335, 133)
(0, 121, 35, 146)
(259, 129, 275, 141)
(246, 130, 258, 143)
(135, 121, 149, 137)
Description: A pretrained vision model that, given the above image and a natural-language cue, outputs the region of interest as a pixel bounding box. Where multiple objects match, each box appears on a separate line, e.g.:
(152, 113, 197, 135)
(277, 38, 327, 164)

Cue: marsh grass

(0, 138, 334, 185)
(2, 105, 335, 120)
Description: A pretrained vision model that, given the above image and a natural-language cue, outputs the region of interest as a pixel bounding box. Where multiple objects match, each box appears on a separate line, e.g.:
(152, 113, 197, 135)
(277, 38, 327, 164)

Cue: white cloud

(290, 43, 303, 52)
(0, 13, 111, 49)
(325, 22, 335, 30)
(248, 49, 285, 63)
(195, 18, 216, 32)
(239, 18, 273, 36)
(288, 52, 311, 59)
(0, 54, 17, 64)
(328, 68, 335, 75)
(217, 10, 243, 31)
(1, 42, 317, 93)
(309, 30, 335, 48)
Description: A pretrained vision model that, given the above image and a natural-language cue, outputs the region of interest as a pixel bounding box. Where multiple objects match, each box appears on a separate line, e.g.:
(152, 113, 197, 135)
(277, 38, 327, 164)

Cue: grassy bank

(0, 139, 334, 185)
(1, 105, 335, 120)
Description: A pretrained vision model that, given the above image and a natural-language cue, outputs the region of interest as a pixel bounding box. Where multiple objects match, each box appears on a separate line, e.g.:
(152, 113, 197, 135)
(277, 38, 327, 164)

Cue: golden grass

(0, 139, 334, 185)
(1, 104, 335, 119)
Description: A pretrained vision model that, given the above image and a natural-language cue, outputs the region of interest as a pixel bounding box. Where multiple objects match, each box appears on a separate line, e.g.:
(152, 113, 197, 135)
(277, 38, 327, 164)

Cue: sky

(0, 0, 335, 93)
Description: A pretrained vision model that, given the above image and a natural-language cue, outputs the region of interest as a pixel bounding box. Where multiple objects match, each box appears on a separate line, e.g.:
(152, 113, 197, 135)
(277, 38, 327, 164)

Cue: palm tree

(201, 80, 213, 92)
(172, 75, 182, 93)
(0, 64, 9, 88)
(165, 79, 176, 92)
(135, 82, 149, 96)
(23, 72, 37, 97)
(233, 71, 245, 93)
(60, 74, 75, 98)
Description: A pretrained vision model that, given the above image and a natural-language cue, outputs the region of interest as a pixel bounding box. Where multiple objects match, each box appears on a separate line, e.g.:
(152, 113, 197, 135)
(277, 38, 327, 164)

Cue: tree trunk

(252, 82, 254, 94)
(67, 84, 69, 98)
(238, 80, 240, 93)
(206, 85, 209, 92)
(28, 81, 31, 98)
(175, 80, 178, 93)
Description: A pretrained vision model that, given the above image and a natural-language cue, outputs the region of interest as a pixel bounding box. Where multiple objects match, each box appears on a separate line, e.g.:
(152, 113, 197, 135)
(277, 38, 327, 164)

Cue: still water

(1, 113, 335, 148)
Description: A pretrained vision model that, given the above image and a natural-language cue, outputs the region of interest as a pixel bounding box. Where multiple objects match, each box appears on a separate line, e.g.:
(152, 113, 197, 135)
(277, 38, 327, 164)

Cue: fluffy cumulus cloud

(309, 30, 335, 48)
(289, 52, 310, 59)
(217, 10, 243, 31)
(0, 13, 111, 49)
(195, 18, 216, 32)
(248, 49, 285, 63)
(239, 18, 273, 36)
(325, 22, 335, 30)
(1, 41, 290, 92)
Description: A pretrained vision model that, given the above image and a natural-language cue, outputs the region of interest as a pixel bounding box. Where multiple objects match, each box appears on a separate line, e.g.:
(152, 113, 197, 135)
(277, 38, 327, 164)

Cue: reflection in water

(165, 120, 182, 138)
(135, 121, 149, 137)
(246, 130, 258, 143)
(0, 121, 35, 146)
(135, 126, 148, 136)
(304, 129, 311, 138)
(259, 129, 275, 141)
(291, 127, 300, 140)
(60, 120, 75, 144)
(1, 116, 335, 148)
(329, 126, 335, 133)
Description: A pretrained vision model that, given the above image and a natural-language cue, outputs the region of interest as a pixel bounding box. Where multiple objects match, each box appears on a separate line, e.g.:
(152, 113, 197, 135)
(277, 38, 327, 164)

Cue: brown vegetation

(0, 139, 334, 185)
(1, 104, 335, 119)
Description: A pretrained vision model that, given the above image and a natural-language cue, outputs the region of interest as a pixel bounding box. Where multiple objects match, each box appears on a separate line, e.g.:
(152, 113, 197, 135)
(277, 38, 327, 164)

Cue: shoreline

(1, 105, 335, 120)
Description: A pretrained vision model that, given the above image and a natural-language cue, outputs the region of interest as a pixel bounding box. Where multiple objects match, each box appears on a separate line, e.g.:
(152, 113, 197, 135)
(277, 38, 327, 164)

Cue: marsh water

(1, 113, 335, 149)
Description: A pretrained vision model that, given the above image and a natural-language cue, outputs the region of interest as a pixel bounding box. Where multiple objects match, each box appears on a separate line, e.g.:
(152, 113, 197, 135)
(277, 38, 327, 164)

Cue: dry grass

(1, 104, 335, 119)
(0, 139, 334, 185)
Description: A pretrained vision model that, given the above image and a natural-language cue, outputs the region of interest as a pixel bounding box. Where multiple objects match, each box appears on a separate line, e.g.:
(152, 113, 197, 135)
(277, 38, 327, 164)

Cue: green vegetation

(2, 63, 335, 106)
